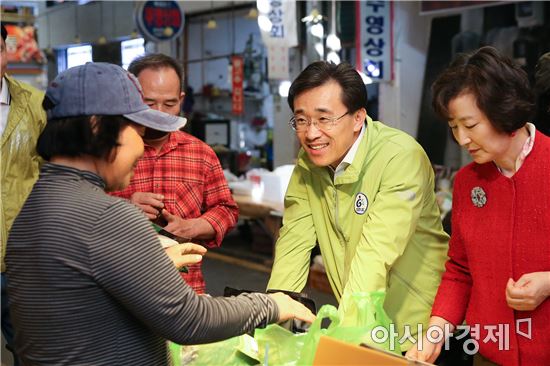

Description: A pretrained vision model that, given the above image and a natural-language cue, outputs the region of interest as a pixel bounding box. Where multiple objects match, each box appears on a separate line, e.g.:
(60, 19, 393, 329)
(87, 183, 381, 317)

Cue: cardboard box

(313, 336, 434, 366)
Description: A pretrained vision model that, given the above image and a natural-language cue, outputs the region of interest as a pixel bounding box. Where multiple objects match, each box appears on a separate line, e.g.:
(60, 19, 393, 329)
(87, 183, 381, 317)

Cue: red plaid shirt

(111, 131, 238, 294)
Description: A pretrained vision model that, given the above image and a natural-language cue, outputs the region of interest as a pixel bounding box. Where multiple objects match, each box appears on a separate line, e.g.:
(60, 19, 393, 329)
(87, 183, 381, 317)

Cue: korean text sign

(356, 1, 394, 82)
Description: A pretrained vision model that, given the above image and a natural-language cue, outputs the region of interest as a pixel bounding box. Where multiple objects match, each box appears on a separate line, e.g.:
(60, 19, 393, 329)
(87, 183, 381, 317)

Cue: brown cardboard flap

(313, 336, 434, 366)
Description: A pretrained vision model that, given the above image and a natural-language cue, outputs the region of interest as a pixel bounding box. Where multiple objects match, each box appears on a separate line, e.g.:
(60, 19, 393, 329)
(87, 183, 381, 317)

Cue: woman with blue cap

(6, 63, 315, 365)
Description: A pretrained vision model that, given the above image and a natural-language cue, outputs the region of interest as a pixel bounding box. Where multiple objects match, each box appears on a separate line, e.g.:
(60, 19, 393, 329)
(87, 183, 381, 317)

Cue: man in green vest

(267, 61, 449, 353)
(1, 23, 47, 365)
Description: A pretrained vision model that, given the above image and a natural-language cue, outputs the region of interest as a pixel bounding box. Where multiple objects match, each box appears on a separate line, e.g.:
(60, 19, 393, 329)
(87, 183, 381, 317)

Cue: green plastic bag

(168, 335, 259, 366)
(254, 323, 308, 366)
(333, 291, 395, 349)
(255, 291, 397, 366)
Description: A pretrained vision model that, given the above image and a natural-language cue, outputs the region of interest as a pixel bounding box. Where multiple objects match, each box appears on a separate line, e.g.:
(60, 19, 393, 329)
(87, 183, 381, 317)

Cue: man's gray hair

(128, 53, 185, 92)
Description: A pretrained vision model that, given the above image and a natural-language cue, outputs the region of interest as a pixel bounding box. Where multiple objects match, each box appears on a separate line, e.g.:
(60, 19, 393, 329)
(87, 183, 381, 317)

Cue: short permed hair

(432, 46, 534, 133)
(288, 61, 368, 113)
(37, 112, 131, 162)
(128, 53, 184, 92)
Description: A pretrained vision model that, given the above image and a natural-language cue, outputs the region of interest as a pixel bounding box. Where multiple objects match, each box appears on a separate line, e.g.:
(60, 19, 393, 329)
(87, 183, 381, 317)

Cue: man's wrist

(172, 218, 197, 241)
(185, 218, 200, 239)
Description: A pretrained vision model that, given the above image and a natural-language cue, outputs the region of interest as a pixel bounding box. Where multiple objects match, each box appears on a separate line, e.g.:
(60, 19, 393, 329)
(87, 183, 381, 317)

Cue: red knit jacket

(432, 130, 550, 366)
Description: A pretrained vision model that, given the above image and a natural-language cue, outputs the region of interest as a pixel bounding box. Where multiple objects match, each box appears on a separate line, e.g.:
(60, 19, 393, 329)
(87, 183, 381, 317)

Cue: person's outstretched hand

(164, 243, 207, 269)
(406, 316, 454, 364)
(268, 292, 316, 324)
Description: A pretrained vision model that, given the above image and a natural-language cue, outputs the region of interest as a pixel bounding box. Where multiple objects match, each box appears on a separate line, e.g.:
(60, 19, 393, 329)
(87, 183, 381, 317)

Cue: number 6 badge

(354, 192, 369, 215)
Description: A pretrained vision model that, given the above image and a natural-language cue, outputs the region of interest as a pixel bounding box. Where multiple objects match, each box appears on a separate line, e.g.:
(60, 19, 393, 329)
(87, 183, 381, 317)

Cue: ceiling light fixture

(206, 18, 217, 29)
(301, 8, 324, 24)
(326, 0, 341, 65)
(246, 7, 258, 19)
(206, 1, 217, 29)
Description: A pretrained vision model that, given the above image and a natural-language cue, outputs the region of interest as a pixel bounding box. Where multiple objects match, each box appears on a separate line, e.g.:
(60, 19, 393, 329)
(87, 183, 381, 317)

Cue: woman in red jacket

(407, 47, 550, 365)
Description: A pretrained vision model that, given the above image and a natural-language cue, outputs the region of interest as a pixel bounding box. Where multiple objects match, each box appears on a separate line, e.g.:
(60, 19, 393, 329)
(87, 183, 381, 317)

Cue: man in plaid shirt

(111, 54, 238, 294)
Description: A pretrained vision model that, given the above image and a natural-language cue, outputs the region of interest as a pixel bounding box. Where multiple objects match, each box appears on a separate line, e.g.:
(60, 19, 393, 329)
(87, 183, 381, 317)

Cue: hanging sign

(257, 0, 298, 80)
(232, 56, 244, 116)
(356, 1, 394, 82)
(135, 1, 184, 42)
(257, 0, 298, 46)
(266, 45, 289, 80)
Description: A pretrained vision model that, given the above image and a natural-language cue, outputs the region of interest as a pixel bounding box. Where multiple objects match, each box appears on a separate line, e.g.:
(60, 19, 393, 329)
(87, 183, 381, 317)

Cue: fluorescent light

(327, 51, 340, 64)
(310, 23, 324, 39)
(258, 14, 272, 32)
(314, 42, 324, 58)
(256, 0, 270, 14)
(278, 80, 291, 97)
(326, 33, 341, 51)
(66, 45, 92, 69)
(358, 71, 373, 85)
(121, 38, 145, 70)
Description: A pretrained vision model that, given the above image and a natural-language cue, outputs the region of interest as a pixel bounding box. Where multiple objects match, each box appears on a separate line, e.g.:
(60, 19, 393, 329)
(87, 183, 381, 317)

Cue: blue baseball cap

(45, 62, 186, 132)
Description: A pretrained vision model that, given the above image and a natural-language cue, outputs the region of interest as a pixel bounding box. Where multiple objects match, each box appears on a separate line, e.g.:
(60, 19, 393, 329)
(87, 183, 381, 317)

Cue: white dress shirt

(331, 123, 366, 181)
(0, 77, 11, 136)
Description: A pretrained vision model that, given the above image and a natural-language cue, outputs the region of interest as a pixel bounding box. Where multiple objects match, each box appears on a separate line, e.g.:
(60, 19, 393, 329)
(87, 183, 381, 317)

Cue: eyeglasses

(289, 111, 349, 132)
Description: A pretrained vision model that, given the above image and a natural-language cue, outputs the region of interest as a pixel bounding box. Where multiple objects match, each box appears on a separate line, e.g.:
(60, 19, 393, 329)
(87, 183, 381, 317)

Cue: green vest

(1, 75, 46, 272)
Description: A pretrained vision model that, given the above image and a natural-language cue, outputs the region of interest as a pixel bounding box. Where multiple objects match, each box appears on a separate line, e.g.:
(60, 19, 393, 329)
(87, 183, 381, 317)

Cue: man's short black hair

(288, 61, 368, 113)
(1, 23, 7, 42)
(37, 112, 131, 162)
(128, 53, 184, 92)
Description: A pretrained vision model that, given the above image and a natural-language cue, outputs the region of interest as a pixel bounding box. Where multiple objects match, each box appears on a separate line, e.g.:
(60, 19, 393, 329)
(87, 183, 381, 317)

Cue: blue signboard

(135, 1, 184, 42)
(356, 1, 393, 82)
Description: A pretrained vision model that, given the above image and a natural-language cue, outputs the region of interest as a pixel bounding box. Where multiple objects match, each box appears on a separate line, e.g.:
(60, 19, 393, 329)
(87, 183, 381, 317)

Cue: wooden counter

(232, 194, 284, 256)
(232, 194, 284, 218)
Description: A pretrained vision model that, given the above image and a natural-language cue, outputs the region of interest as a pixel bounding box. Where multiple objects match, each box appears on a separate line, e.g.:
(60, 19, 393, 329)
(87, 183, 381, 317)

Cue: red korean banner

(356, 1, 394, 82)
(232, 56, 244, 116)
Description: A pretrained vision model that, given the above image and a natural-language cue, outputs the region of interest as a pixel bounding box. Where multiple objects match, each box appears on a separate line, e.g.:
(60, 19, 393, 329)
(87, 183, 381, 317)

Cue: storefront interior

(1, 1, 549, 364)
